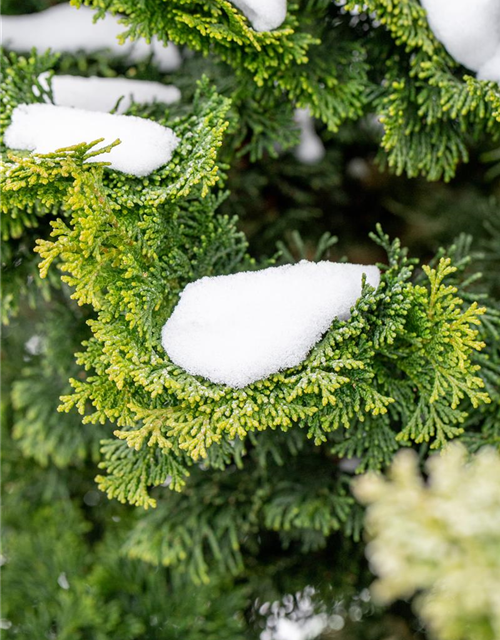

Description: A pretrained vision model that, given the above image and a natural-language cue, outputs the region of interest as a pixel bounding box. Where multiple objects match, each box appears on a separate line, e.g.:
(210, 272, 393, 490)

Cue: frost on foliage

(38, 74, 181, 114)
(5, 104, 179, 177)
(421, 0, 500, 82)
(355, 443, 500, 640)
(2, 3, 182, 72)
(294, 108, 326, 165)
(229, 0, 287, 31)
(162, 261, 380, 388)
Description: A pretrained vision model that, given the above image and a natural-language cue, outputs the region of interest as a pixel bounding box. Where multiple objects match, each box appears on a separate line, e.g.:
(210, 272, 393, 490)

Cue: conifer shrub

(1, 0, 499, 638)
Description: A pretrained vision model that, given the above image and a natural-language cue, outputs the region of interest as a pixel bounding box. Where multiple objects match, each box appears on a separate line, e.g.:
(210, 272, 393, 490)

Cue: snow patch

(39, 74, 181, 114)
(25, 335, 44, 356)
(162, 261, 380, 388)
(421, 0, 500, 82)
(2, 3, 182, 72)
(57, 573, 70, 590)
(272, 616, 328, 640)
(259, 586, 342, 640)
(229, 0, 287, 31)
(294, 108, 325, 164)
(5, 104, 179, 177)
(478, 48, 500, 83)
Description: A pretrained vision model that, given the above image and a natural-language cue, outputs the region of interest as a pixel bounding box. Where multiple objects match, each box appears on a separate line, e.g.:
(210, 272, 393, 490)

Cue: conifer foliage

(77, 0, 500, 178)
(1, 0, 500, 637)
(356, 444, 500, 640)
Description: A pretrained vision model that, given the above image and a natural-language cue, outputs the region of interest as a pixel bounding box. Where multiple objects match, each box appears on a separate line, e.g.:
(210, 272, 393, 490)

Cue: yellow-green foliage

(2, 4, 500, 634)
(1, 49, 498, 511)
(77, 0, 368, 134)
(344, 0, 500, 180)
(355, 443, 500, 640)
(78, 0, 500, 180)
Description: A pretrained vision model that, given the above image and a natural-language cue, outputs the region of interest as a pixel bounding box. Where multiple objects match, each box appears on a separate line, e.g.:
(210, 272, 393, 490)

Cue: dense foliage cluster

(79, 0, 500, 178)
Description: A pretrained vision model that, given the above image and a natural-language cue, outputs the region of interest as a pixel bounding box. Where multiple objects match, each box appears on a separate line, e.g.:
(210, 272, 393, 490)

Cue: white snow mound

(2, 3, 182, 72)
(421, 0, 500, 83)
(5, 104, 179, 177)
(162, 261, 380, 388)
(478, 48, 500, 83)
(39, 74, 181, 114)
(294, 108, 325, 165)
(229, 0, 287, 31)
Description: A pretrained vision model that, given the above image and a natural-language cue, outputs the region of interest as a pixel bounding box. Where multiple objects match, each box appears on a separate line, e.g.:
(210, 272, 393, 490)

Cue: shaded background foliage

(1, 0, 499, 638)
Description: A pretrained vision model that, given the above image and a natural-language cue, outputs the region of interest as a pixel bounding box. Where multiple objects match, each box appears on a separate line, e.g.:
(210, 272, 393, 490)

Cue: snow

(273, 617, 327, 640)
(294, 108, 325, 164)
(229, 0, 287, 31)
(25, 335, 43, 356)
(122, 35, 182, 73)
(260, 587, 341, 640)
(1, 3, 182, 72)
(5, 104, 179, 177)
(38, 74, 180, 114)
(421, 0, 500, 83)
(57, 573, 70, 590)
(162, 261, 380, 388)
(478, 48, 500, 83)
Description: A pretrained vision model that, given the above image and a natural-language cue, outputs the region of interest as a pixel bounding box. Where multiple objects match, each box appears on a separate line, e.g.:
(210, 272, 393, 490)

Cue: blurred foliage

(356, 444, 500, 640)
